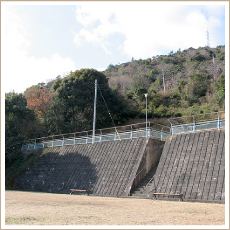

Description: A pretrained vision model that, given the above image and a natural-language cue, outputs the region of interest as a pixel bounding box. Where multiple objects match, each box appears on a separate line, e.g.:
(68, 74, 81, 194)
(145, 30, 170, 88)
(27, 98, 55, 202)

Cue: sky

(1, 1, 228, 93)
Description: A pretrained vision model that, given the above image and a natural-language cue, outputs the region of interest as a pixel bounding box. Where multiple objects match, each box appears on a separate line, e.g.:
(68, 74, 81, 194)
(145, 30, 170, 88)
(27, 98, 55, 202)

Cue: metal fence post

(149, 122, 151, 137)
(100, 129, 102, 143)
(131, 125, 133, 140)
(161, 127, 164, 141)
(34, 139, 36, 149)
(27, 140, 29, 150)
(218, 112, 220, 130)
(193, 115, 196, 133)
(114, 128, 117, 141)
(167, 119, 173, 136)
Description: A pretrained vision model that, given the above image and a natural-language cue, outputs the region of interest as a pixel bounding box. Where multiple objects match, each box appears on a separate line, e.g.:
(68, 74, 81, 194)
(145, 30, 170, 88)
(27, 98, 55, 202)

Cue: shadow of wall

(14, 138, 150, 196)
(14, 150, 97, 194)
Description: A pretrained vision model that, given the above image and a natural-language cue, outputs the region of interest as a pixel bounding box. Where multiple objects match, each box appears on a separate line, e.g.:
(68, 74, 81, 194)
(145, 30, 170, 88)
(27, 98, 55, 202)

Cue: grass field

(5, 190, 225, 226)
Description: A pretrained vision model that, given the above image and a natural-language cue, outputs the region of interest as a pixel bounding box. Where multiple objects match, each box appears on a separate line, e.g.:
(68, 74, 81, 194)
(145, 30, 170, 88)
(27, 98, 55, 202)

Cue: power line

(162, 69, 166, 93)
(97, 84, 121, 140)
(98, 85, 116, 128)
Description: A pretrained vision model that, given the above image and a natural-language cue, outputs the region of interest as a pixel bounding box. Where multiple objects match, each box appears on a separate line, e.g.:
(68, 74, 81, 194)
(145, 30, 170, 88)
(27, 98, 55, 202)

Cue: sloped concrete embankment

(14, 138, 164, 197)
(127, 138, 165, 195)
(149, 129, 225, 203)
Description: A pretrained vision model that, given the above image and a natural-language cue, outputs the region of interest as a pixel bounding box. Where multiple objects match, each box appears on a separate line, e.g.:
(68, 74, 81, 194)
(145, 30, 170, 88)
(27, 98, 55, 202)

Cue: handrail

(21, 112, 225, 151)
(21, 122, 170, 150)
(23, 122, 169, 144)
(168, 111, 225, 127)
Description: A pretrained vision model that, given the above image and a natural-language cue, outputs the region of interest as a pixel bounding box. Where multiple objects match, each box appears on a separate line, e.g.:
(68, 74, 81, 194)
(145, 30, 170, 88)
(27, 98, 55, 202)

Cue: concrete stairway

(130, 164, 158, 198)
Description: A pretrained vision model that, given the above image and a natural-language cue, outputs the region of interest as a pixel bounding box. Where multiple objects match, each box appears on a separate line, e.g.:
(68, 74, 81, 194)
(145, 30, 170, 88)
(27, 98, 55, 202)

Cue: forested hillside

(5, 46, 225, 172)
(105, 46, 225, 118)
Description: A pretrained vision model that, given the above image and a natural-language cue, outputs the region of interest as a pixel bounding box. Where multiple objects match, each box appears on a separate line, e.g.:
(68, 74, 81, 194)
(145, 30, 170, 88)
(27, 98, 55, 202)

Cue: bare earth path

(5, 190, 225, 226)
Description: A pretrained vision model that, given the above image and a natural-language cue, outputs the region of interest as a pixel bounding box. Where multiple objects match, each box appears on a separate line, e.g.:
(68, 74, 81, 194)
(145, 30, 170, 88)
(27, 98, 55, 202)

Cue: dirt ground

(5, 190, 225, 226)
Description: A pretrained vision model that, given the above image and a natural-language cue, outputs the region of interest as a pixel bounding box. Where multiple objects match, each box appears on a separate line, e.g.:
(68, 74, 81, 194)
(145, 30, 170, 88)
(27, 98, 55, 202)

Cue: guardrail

(22, 122, 170, 151)
(171, 119, 225, 135)
(168, 111, 225, 135)
(21, 112, 225, 151)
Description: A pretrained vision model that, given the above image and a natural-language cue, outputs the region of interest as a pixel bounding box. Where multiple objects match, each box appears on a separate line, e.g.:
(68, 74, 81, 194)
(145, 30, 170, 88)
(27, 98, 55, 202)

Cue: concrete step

(130, 162, 159, 196)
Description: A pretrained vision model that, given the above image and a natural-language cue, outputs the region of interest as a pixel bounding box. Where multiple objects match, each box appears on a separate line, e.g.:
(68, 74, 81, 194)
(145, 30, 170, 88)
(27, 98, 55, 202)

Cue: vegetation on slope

(5, 46, 225, 173)
(105, 46, 225, 118)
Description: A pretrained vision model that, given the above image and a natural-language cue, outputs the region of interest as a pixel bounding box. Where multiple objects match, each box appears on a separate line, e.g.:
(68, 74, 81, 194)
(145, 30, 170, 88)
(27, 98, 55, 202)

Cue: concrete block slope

(14, 138, 151, 197)
(150, 129, 225, 203)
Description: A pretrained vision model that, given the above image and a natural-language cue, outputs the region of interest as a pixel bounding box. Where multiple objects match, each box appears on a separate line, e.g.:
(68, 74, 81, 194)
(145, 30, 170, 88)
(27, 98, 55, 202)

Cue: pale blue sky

(1, 1, 227, 93)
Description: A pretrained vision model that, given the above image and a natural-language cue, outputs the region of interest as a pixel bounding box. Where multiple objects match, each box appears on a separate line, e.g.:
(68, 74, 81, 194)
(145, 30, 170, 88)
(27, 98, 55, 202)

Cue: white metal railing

(168, 111, 225, 135)
(21, 112, 225, 151)
(171, 119, 225, 135)
(21, 123, 170, 151)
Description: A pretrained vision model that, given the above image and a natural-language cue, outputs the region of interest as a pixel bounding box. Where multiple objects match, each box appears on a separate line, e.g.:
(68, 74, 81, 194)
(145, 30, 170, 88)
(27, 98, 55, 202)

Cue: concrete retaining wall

(14, 138, 164, 197)
(14, 129, 224, 202)
(149, 129, 225, 203)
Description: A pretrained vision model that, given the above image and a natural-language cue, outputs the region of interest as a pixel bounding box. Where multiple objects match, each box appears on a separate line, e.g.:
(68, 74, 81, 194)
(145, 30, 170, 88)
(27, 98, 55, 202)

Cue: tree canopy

(5, 92, 43, 167)
(47, 69, 132, 134)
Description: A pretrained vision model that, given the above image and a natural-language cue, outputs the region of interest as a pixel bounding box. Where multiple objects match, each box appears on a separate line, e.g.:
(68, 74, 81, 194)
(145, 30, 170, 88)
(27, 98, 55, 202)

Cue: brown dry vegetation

(5, 190, 225, 226)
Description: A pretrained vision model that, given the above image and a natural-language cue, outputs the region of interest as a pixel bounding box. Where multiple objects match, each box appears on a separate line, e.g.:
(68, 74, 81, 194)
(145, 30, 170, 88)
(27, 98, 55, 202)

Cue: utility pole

(162, 69, 166, 93)
(213, 53, 216, 79)
(92, 79, 97, 144)
(144, 93, 148, 138)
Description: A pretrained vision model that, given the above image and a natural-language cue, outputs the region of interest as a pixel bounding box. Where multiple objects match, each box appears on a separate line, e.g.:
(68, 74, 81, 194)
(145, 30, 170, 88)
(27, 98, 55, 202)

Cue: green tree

(5, 92, 43, 167)
(178, 80, 186, 93)
(48, 69, 131, 134)
(215, 74, 225, 106)
(152, 76, 163, 90)
(148, 68, 160, 81)
(125, 80, 147, 111)
(190, 53, 206, 62)
(185, 74, 209, 104)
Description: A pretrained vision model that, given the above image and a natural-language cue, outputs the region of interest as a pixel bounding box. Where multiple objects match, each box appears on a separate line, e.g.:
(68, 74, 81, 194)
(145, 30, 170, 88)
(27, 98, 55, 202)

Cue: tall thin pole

(213, 53, 215, 79)
(162, 69, 166, 93)
(92, 79, 97, 144)
(145, 93, 148, 138)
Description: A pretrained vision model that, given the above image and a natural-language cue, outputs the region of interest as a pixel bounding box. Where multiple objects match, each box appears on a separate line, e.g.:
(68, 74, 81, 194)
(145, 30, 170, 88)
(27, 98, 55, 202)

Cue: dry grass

(5, 190, 225, 226)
